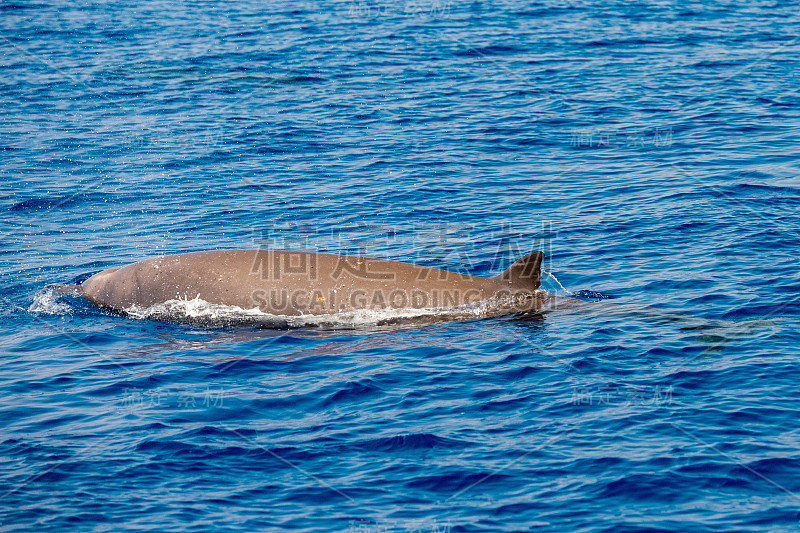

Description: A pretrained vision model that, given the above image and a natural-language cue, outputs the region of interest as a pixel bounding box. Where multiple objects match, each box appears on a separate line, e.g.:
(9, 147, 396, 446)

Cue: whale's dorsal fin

(494, 251, 544, 290)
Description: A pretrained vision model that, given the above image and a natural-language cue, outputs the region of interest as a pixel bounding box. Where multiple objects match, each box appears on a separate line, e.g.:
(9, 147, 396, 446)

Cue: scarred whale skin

(80, 249, 545, 316)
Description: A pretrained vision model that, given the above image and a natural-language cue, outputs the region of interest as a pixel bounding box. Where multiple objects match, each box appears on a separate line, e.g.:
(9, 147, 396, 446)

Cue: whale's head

(80, 267, 122, 307)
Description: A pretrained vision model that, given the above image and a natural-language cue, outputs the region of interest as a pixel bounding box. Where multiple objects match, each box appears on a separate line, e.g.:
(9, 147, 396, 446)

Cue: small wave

(357, 433, 469, 452)
(10, 197, 81, 212)
(454, 45, 523, 57)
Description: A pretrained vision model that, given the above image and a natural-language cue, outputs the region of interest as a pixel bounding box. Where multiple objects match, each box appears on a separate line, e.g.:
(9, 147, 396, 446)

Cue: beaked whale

(79, 249, 545, 317)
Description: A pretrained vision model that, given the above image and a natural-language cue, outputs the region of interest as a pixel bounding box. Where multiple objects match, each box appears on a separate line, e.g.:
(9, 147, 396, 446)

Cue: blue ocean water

(3, 0, 800, 530)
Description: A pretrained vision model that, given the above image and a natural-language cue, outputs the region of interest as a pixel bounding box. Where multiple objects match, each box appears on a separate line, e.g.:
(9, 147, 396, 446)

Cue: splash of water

(28, 284, 81, 315)
(123, 295, 516, 329)
(541, 271, 612, 302)
(541, 270, 574, 297)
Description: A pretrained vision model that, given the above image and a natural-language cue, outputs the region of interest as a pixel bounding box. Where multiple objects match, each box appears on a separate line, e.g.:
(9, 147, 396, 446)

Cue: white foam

(28, 284, 79, 315)
(121, 293, 547, 329)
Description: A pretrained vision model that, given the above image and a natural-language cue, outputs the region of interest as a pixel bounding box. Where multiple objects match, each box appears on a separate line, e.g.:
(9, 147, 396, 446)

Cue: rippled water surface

(3, 1, 800, 531)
